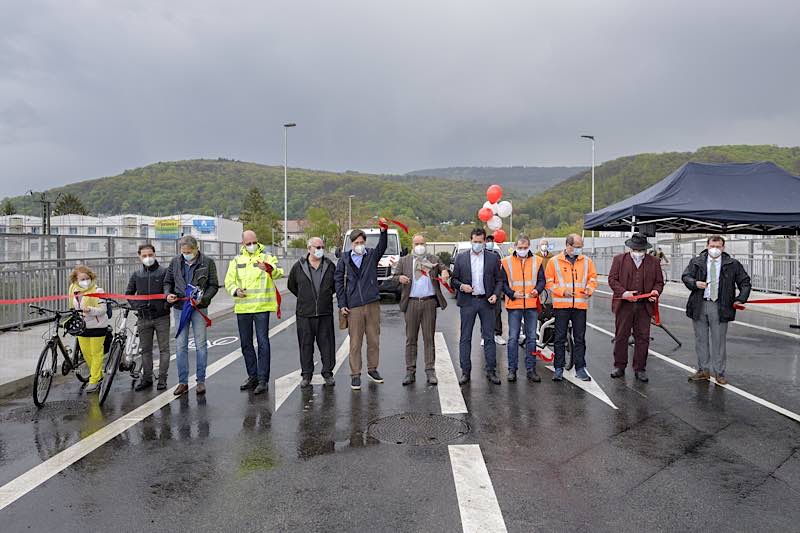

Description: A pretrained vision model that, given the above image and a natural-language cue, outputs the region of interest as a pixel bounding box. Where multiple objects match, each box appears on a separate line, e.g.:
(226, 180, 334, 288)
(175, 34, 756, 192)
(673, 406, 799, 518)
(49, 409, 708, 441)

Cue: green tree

(289, 237, 307, 249)
(304, 207, 342, 248)
(239, 187, 283, 245)
(1, 199, 17, 215)
(53, 193, 89, 216)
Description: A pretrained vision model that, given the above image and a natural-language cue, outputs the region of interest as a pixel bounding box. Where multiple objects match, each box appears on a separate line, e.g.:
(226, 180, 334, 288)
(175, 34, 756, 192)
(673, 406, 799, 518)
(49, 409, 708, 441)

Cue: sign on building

(192, 219, 216, 234)
(155, 218, 180, 239)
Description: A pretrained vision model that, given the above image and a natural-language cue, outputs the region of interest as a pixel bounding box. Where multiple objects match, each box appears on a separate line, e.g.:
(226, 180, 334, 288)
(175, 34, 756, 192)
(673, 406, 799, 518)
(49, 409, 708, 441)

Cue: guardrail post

(15, 275, 24, 330)
(107, 236, 114, 289)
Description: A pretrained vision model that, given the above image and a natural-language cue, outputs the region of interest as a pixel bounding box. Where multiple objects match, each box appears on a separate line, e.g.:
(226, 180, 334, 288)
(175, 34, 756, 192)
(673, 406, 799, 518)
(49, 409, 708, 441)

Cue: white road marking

(594, 289, 800, 340)
(448, 444, 508, 533)
(586, 322, 800, 424)
(0, 316, 296, 512)
(540, 348, 618, 409)
(273, 336, 350, 411)
(434, 332, 468, 414)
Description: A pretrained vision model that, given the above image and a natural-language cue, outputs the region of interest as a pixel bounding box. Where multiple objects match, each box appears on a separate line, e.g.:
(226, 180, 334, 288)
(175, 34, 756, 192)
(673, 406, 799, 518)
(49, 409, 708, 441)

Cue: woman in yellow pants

(69, 266, 109, 393)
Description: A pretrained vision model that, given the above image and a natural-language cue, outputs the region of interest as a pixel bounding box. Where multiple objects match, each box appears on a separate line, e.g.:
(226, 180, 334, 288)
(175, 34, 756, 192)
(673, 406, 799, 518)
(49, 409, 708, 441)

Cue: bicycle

(99, 300, 140, 406)
(30, 305, 90, 408)
(534, 290, 576, 369)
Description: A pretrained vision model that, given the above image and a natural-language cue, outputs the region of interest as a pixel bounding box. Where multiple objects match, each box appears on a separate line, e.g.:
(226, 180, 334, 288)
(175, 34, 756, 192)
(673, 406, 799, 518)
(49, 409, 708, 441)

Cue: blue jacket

(334, 229, 388, 309)
(450, 249, 504, 307)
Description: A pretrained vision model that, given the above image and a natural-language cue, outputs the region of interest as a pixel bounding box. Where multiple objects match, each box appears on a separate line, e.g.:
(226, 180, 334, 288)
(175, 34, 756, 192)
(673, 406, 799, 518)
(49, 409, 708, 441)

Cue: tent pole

(796, 230, 799, 326)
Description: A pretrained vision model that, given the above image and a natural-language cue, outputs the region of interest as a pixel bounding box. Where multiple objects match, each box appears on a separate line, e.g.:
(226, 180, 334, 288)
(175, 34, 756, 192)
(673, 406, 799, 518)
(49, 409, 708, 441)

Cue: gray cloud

(1, 0, 798, 196)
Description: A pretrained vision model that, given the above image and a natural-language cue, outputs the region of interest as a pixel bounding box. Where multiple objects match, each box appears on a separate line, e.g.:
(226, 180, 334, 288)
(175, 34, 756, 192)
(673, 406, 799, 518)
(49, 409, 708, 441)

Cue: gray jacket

(164, 252, 219, 310)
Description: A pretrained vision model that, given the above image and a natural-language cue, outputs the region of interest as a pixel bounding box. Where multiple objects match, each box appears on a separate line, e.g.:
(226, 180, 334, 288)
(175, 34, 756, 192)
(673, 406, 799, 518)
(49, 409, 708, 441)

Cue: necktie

(710, 260, 718, 301)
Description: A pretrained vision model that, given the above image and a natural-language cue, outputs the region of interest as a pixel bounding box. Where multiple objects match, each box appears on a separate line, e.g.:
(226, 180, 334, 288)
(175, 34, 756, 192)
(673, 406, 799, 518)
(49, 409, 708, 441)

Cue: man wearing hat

(607, 233, 664, 382)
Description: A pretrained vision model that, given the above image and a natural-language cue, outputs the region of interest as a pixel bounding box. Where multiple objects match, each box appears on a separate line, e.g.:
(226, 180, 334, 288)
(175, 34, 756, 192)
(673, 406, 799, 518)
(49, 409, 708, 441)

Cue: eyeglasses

(244, 242, 258, 246)
(311, 246, 324, 249)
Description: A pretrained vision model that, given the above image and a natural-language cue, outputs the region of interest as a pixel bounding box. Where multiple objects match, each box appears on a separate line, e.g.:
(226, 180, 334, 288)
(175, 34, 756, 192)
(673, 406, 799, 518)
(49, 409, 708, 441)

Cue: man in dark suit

(450, 228, 504, 385)
(608, 233, 664, 382)
(393, 233, 449, 386)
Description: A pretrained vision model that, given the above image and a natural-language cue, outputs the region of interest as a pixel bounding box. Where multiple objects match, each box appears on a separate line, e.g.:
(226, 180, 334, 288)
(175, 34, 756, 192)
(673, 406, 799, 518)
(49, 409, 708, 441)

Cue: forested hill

(406, 165, 586, 194)
(4, 159, 490, 225)
(515, 145, 800, 233)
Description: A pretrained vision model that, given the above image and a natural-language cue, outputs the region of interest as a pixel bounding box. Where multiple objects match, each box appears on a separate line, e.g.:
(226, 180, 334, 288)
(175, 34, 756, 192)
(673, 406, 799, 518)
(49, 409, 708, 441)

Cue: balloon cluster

(477, 184, 512, 243)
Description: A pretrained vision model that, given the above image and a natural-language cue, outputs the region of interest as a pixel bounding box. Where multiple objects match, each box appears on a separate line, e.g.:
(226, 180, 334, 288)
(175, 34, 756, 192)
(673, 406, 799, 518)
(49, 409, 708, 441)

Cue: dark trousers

(554, 308, 587, 370)
(494, 300, 503, 336)
(404, 298, 438, 371)
(137, 314, 171, 381)
(297, 315, 336, 379)
(458, 297, 497, 375)
(613, 302, 651, 371)
(238, 312, 271, 382)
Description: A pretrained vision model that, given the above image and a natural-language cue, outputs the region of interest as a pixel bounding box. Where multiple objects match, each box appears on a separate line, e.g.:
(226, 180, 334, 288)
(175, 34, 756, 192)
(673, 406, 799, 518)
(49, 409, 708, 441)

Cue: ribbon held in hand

(613, 291, 661, 326)
(378, 217, 409, 234)
(420, 270, 455, 294)
(733, 297, 800, 311)
(0, 292, 185, 305)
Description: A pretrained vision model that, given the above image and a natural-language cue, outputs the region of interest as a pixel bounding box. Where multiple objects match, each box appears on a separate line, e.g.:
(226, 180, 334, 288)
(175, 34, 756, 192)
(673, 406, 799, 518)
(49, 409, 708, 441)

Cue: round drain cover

(368, 413, 470, 445)
(2, 399, 90, 423)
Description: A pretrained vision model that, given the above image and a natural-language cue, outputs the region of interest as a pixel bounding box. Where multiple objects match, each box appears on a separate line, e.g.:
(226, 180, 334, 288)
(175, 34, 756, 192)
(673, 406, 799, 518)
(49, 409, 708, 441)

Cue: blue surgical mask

(313, 248, 325, 259)
(471, 243, 484, 253)
(572, 247, 583, 257)
(182, 253, 195, 262)
(485, 242, 495, 251)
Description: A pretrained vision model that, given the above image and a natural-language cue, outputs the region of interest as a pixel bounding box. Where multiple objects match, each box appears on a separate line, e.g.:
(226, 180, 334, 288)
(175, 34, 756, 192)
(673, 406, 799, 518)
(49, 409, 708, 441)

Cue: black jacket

(334, 229, 388, 309)
(681, 250, 751, 323)
(288, 255, 335, 317)
(125, 261, 170, 319)
(450, 249, 504, 307)
(164, 252, 219, 310)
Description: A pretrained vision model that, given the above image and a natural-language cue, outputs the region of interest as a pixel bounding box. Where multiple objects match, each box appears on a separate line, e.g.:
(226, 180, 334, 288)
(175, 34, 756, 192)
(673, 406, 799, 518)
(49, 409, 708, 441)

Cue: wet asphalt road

(0, 282, 799, 532)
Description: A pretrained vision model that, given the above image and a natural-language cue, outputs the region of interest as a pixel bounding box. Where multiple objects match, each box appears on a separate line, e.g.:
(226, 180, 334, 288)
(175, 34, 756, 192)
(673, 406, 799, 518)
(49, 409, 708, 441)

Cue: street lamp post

(348, 195, 355, 230)
(580, 135, 596, 254)
(283, 123, 296, 255)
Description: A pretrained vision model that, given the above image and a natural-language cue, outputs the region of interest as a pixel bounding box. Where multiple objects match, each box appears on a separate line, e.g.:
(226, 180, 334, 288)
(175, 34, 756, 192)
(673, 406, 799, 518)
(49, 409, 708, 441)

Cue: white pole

(510, 201, 513, 243)
(591, 138, 596, 255)
(349, 195, 353, 230)
(283, 127, 288, 256)
(796, 231, 799, 326)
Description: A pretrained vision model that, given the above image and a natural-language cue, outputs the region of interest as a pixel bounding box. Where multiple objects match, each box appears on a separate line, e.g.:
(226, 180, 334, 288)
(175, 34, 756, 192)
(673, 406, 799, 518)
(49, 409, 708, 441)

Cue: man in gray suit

(393, 234, 449, 386)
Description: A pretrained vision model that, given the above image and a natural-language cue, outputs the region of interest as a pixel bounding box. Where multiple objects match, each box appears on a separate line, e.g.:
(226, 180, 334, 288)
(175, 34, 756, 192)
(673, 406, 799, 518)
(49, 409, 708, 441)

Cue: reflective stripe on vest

(233, 254, 277, 313)
(552, 255, 590, 305)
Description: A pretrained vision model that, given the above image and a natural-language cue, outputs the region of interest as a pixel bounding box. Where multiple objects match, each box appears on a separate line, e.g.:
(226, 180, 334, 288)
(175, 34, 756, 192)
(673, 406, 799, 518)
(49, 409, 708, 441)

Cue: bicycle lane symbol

(188, 336, 240, 351)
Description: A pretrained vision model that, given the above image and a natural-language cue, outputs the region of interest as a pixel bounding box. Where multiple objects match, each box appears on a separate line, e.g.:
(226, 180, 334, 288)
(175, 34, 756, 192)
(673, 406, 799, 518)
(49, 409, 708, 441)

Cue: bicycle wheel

(33, 344, 57, 408)
(99, 341, 123, 406)
(565, 327, 575, 370)
(73, 341, 89, 383)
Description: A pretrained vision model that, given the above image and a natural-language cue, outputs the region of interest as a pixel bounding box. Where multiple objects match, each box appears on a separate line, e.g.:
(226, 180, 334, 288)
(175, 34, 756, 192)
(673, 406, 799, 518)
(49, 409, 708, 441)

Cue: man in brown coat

(608, 233, 664, 382)
(393, 233, 449, 385)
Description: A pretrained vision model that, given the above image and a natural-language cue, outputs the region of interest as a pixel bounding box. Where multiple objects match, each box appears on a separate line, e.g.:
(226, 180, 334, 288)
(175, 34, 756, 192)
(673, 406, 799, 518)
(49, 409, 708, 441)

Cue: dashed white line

(434, 332, 468, 414)
(448, 444, 508, 533)
(539, 348, 618, 409)
(273, 336, 350, 411)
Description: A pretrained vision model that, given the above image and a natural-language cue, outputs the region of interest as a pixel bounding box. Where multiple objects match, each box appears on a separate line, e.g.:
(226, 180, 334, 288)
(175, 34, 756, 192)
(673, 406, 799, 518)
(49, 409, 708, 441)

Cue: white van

(337, 228, 403, 300)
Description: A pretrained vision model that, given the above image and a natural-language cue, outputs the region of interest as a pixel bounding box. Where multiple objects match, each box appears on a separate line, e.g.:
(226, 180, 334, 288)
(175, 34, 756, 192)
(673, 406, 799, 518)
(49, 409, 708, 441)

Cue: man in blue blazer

(450, 228, 504, 385)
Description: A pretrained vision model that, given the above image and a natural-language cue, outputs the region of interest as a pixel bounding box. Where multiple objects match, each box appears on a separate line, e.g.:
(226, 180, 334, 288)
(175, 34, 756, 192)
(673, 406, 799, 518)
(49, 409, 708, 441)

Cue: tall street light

(580, 135, 596, 254)
(348, 195, 355, 230)
(283, 123, 296, 254)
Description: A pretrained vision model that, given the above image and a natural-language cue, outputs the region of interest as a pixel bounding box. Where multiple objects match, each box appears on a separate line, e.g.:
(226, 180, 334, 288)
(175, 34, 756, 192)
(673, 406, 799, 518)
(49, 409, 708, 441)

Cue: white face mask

(245, 244, 257, 254)
(516, 248, 530, 257)
(313, 248, 324, 259)
(353, 244, 366, 255)
(708, 247, 722, 259)
(413, 244, 426, 256)
(78, 279, 91, 289)
(540, 245, 548, 252)
(142, 256, 156, 267)
(631, 251, 645, 259)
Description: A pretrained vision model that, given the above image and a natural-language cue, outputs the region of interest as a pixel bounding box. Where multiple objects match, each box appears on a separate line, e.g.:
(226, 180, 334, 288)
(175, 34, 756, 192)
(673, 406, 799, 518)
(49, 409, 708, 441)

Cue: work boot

(135, 378, 153, 391)
(552, 368, 564, 382)
(253, 381, 268, 395)
(402, 371, 416, 386)
(688, 369, 710, 382)
(486, 371, 501, 385)
(323, 374, 336, 387)
(610, 367, 625, 379)
(426, 369, 438, 385)
(635, 370, 649, 382)
(240, 377, 258, 390)
(507, 370, 517, 382)
(459, 373, 471, 385)
(575, 367, 592, 381)
(173, 383, 189, 396)
(300, 376, 312, 388)
(351, 376, 362, 390)
(156, 376, 168, 390)
(367, 370, 384, 383)
(527, 369, 541, 383)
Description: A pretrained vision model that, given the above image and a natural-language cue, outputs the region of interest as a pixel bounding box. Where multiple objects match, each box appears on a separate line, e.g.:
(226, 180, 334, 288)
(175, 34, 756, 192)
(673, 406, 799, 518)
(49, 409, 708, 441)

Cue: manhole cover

(368, 413, 470, 445)
(2, 399, 90, 423)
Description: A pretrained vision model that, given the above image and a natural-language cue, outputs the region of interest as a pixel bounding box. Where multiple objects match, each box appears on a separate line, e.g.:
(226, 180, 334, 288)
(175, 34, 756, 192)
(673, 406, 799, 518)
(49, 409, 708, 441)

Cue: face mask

(313, 248, 324, 259)
(540, 245, 548, 253)
(471, 243, 484, 253)
(142, 256, 156, 267)
(631, 251, 645, 259)
(353, 244, 366, 255)
(245, 244, 257, 254)
(485, 242, 495, 251)
(182, 253, 195, 262)
(413, 244, 426, 256)
(708, 247, 722, 259)
(516, 248, 530, 257)
(78, 279, 91, 289)
(572, 247, 583, 256)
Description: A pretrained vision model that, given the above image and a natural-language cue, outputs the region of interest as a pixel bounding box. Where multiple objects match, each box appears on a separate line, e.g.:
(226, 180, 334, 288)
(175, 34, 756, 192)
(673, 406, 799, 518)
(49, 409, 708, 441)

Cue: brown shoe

(688, 369, 710, 382)
(173, 383, 189, 396)
(715, 374, 728, 385)
(196, 383, 206, 395)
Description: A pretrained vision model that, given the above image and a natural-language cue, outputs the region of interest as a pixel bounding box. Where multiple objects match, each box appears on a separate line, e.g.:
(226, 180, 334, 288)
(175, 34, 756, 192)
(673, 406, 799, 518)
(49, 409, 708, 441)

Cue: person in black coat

(450, 228, 504, 385)
(288, 237, 337, 388)
(681, 235, 751, 385)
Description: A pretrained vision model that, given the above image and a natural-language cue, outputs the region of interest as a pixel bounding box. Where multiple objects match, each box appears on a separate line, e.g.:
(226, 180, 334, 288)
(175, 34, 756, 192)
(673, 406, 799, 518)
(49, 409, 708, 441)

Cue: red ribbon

(189, 298, 213, 327)
(613, 293, 661, 326)
(378, 218, 409, 234)
(531, 350, 554, 363)
(420, 271, 455, 294)
(733, 298, 800, 310)
(0, 292, 182, 305)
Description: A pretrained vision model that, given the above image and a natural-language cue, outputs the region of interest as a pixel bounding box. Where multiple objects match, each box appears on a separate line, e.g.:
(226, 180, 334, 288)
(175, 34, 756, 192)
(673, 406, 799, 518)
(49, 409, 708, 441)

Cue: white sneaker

(519, 334, 526, 345)
(480, 338, 484, 346)
(494, 335, 507, 345)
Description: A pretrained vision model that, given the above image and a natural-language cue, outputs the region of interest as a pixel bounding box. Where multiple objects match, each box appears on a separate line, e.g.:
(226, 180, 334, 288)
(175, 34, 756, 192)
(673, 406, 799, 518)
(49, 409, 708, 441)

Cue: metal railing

(0, 235, 304, 330)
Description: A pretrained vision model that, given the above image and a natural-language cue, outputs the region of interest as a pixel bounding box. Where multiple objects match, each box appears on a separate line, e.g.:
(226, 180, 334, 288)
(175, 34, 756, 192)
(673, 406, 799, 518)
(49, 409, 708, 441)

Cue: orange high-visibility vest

(545, 252, 598, 310)
(502, 254, 542, 310)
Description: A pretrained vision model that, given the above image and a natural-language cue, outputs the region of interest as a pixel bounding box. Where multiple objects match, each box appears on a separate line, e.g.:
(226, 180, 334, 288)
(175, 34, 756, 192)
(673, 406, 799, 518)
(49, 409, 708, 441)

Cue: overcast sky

(1, 0, 798, 196)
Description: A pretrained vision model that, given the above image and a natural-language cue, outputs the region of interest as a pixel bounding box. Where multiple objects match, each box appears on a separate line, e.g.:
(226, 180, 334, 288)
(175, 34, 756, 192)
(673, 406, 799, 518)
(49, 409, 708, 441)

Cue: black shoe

(253, 382, 268, 395)
(507, 370, 517, 382)
(459, 374, 471, 385)
(425, 370, 438, 385)
(635, 370, 649, 382)
(526, 369, 541, 383)
(351, 376, 361, 390)
(610, 367, 625, 379)
(367, 370, 384, 383)
(486, 372, 501, 385)
(300, 377, 312, 388)
(156, 377, 167, 390)
(240, 377, 258, 391)
(134, 379, 153, 391)
(323, 375, 336, 387)
(402, 371, 416, 386)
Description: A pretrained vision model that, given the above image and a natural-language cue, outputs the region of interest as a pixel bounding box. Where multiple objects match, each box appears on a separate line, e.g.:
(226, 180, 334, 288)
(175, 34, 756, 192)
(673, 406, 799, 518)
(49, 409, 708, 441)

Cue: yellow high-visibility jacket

(224, 243, 283, 314)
